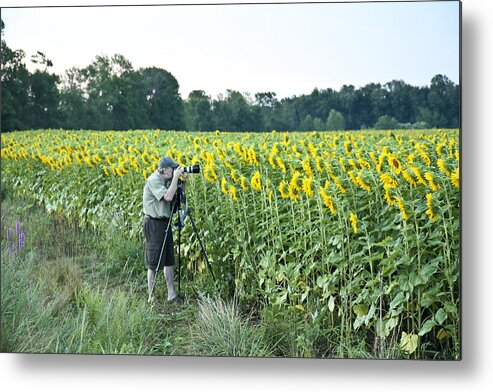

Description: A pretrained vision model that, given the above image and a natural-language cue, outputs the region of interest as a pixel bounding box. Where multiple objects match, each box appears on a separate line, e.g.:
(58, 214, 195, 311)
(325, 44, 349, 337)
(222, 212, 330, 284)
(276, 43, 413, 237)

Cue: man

(142, 156, 188, 304)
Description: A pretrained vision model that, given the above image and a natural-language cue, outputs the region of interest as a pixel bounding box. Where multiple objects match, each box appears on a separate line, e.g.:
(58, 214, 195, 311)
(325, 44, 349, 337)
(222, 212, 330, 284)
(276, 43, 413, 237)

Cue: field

(1, 128, 460, 359)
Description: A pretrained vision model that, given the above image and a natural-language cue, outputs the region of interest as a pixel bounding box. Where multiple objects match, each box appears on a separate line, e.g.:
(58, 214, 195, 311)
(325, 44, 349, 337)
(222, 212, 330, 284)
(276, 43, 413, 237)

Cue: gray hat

(158, 156, 179, 170)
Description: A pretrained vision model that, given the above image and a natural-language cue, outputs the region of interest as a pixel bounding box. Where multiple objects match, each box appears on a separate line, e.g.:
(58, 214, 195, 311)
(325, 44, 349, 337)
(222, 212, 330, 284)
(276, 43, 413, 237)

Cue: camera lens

(184, 165, 200, 174)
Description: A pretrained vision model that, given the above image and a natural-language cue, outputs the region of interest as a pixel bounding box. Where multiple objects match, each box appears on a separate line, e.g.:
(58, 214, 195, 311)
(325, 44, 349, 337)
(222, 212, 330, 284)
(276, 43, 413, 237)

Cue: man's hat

(158, 156, 179, 170)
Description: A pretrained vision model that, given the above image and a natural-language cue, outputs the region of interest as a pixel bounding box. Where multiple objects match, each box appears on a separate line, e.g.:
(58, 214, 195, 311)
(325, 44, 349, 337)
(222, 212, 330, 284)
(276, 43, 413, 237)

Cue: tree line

(1, 20, 459, 133)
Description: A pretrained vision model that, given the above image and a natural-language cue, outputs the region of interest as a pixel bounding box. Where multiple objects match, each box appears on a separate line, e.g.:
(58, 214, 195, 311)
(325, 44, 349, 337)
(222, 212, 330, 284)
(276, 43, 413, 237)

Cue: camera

(183, 164, 200, 174)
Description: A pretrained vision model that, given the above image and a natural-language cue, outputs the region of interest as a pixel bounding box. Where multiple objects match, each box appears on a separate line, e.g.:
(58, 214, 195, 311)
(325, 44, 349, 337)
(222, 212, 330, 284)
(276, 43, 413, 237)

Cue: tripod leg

(187, 210, 216, 282)
(178, 221, 181, 293)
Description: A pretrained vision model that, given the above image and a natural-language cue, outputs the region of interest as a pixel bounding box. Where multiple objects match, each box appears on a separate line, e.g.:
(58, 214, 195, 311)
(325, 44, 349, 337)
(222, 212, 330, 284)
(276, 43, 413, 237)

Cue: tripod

(173, 186, 216, 292)
(150, 185, 215, 299)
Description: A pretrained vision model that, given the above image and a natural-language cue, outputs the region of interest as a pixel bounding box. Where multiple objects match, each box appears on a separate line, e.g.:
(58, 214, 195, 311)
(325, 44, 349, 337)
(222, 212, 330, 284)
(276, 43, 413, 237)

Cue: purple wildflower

(19, 230, 25, 252)
(16, 220, 21, 237)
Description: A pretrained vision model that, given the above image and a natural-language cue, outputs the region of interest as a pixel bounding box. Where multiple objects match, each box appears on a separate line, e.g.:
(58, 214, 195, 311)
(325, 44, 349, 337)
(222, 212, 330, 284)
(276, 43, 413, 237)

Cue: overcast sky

(1, 1, 460, 99)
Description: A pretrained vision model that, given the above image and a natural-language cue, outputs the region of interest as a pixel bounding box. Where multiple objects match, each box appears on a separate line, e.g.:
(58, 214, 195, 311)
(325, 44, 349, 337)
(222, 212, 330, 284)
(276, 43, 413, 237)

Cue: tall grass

(0, 198, 173, 355)
(189, 295, 275, 357)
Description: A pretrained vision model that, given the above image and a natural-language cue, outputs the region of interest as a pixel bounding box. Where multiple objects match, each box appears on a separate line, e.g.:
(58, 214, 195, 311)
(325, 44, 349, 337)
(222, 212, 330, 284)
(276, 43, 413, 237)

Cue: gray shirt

(143, 171, 172, 218)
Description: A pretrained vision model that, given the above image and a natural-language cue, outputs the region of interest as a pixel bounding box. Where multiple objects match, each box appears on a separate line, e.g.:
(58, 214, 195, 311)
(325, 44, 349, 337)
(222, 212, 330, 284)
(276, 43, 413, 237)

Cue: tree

(59, 67, 90, 129)
(299, 114, 314, 131)
(313, 117, 325, 131)
(384, 80, 417, 124)
(374, 115, 399, 130)
(427, 74, 458, 128)
(28, 69, 61, 129)
(185, 90, 214, 131)
(81, 55, 119, 129)
(339, 85, 357, 129)
(254, 92, 278, 108)
(326, 109, 346, 131)
(254, 92, 278, 131)
(24, 51, 61, 129)
(416, 108, 441, 129)
(142, 67, 184, 130)
(213, 90, 260, 132)
(1, 19, 30, 131)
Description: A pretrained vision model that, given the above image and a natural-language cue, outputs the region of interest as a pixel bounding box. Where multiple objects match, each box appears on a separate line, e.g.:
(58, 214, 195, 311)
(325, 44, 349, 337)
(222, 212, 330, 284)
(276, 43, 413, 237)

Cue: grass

(189, 295, 276, 357)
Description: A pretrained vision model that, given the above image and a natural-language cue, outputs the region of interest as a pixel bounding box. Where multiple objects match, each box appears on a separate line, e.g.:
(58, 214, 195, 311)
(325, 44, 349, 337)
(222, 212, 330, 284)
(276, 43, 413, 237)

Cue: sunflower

(251, 171, 262, 191)
(240, 176, 248, 191)
(344, 140, 352, 157)
(221, 177, 229, 195)
(383, 184, 396, 206)
(394, 196, 409, 221)
(425, 193, 438, 221)
(424, 172, 441, 191)
(230, 168, 239, 183)
(387, 155, 402, 175)
(357, 173, 371, 192)
(302, 156, 314, 177)
(204, 164, 218, 183)
(401, 170, 417, 187)
(450, 167, 459, 188)
(348, 171, 359, 187)
(436, 142, 445, 156)
(229, 184, 238, 201)
(437, 158, 451, 176)
(349, 212, 358, 234)
(302, 176, 314, 197)
(319, 187, 336, 215)
(339, 157, 347, 173)
(418, 149, 431, 167)
(380, 173, 398, 189)
(449, 139, 456, 158)
(276, 157, 287, 173)
(279, 180, 290, 199)
(410, 166, 427, 186)
(330, 173, 347, 193)
(288, 171, 301, 201)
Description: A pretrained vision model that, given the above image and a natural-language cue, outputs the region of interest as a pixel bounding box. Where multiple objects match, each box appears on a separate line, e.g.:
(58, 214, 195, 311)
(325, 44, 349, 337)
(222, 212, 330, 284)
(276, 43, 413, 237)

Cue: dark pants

(143, 216, 175, 270)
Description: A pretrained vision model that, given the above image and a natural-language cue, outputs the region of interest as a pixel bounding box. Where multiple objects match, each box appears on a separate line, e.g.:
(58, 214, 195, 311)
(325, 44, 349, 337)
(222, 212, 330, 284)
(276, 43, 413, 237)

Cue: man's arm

(163, 167, 184, 202)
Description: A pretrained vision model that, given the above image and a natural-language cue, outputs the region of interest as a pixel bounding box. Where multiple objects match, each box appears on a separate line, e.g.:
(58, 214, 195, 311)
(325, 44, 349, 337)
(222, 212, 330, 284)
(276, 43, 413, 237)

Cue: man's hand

(173, 166, 184, 181)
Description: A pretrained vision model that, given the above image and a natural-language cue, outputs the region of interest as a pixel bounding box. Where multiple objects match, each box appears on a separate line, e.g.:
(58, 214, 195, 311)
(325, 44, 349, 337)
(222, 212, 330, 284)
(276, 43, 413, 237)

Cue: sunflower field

(1, 128, 460, 358)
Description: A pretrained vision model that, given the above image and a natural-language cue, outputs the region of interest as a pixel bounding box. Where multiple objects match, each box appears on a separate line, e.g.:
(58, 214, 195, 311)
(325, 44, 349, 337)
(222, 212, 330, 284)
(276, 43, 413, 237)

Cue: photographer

(142, 156, 188, 304)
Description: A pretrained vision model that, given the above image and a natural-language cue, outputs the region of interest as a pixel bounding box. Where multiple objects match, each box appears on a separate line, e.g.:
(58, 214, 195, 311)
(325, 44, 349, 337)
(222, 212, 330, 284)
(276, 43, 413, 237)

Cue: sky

(1, 1, 460, 100)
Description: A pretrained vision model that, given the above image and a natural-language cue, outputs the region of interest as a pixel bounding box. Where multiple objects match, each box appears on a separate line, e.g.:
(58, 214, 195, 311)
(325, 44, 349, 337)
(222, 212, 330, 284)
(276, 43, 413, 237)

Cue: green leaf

(353, 316, 364, 330)
(418, 319, 436, 336)
(376, 317, 399, 338)
(328, 295, 335, 312)
(353, 304, 368, 317)
(389, 292, 406, 310)
(435, 308, 448, 324)
(316, 275, 328, 288)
